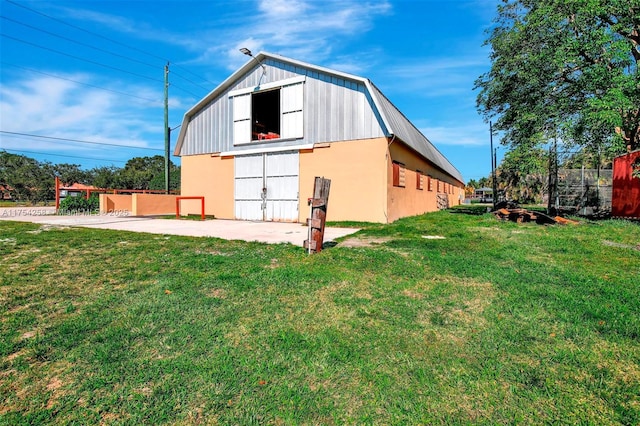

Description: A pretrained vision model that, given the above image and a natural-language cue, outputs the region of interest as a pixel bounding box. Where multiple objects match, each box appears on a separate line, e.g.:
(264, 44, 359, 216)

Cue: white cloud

(258, 0, 310, 18)
(381, 56, 489, 98)
(167, 1, 392, 75)
(63, 0, 391, 71)
(0, 74, 165, 160)
(419, 122, 490, 147)
(241, 0, 392, 62)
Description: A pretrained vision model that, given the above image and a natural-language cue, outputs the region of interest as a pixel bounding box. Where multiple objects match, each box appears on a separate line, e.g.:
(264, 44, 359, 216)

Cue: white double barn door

(234, 151, 299, 222)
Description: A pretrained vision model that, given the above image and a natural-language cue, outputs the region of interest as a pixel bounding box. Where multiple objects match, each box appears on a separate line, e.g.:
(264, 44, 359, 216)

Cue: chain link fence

(543, 168, 612, 215)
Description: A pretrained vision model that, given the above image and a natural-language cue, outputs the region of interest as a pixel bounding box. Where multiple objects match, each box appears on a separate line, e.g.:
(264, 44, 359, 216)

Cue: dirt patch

(338, 236, 392, 248)
(6, 350, 26, 362)
(265, 258, 279, 269)
(21, 331, 37, 340)
(46, 377, 63, 391)
(402, 289, 424, 299)
(602, 240, 640, 251)
(206, 288, 227, 299)
(194, 249, 231, 256)
(30, 225, 71, 233)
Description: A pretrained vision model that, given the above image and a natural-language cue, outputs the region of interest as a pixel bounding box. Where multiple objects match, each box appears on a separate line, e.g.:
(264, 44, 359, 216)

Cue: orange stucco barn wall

(179, 138, 463, 224)
(299, 138, 388, 223)
(180, 154, 234, 218)
(386, 141, 463, 223)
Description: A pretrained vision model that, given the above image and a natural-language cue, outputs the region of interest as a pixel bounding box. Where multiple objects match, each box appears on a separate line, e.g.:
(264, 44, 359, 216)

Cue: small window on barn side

(427, 176, 433, 191)
(416, 170, 424, 190)
(393, 161, 406, 188)
(437, 179, 441, 193)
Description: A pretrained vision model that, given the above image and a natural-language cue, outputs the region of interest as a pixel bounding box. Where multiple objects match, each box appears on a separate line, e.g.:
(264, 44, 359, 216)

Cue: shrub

(59, 193, 99, 214)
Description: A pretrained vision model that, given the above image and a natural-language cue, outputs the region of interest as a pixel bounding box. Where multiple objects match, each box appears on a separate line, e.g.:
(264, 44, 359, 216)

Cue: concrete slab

(0, 207, 359, 246)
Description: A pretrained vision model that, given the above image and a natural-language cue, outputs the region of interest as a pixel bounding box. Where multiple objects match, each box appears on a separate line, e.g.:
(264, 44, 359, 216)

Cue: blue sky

(0, 0, 501, 181)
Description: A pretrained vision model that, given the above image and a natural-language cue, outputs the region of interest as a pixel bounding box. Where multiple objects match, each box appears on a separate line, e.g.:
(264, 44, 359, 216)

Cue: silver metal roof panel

(174, 52, 464, 184)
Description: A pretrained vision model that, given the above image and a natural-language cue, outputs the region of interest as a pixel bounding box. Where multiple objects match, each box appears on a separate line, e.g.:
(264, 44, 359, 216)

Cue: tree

(477, 177, 490, 188)
(88, 166, 121, 189)
(497, 145, 548, 203)
(465, 178, 479, 197)
(148, 168, 180, 191)
(117, 155, 178, 190)
(0, 151, 53, 203)
(51, 163, 90, 186)
(476, 0, 640, 153)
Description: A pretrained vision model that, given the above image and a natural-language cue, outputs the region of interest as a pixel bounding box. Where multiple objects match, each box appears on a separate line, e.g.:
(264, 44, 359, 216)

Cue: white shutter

(232, 94, 251, 145)
(281, 83, 303, 139)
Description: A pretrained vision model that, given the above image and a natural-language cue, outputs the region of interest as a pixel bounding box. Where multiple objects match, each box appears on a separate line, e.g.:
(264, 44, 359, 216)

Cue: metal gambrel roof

(174, 52, 464, 184)
(366, 81, 464, 183)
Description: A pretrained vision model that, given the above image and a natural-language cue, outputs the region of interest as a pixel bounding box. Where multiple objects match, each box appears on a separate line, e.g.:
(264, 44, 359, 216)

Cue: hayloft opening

(252, 89, 280, 141)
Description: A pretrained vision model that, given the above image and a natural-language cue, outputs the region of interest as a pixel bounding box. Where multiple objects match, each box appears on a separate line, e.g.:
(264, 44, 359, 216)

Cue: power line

(1, 148, 127, 164)
(0, 131, 163, 151)
(1, 34, 164, 83)
(2, 34, 203, 98)
(3, 0, 216, 91)
(171, 69, 211, 92)
(172, 63, 217, 88)
(1, 15, 160, 70)
(1, 62, 161, 104)
(4, 0, 169, 63)
(169, 82, 203, 99)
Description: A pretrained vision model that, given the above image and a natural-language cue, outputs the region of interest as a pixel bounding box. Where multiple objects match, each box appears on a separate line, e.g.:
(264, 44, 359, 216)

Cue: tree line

(466, 145, 616, 204)
(0, 151, 180, 203)
(475, 0, 638, 191)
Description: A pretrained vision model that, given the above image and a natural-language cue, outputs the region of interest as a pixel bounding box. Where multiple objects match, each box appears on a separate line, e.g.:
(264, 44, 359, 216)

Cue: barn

(174, 52, 465, 223)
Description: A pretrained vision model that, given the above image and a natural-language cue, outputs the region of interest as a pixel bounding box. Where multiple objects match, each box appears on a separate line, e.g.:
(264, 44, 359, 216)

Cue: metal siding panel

(232, 94, 251, 145)
(280, 83, 303, 138)
(335, 86, 344, 140)
(282, 110, 302, 139)
(233, 94, 251, 119)
(233, 121, 250, 145)
(235, 154, 263, 178)
(182, 95, 230, 155)
(266, 151, 298, 176)
(235, 177, 263, 200)
(280, 83, 303, 140)
(181, 57, 389, 157)
(234, 154, 264, 220)
(265, 201, 298, 221)
(282, 83, 303, 112)
(265, 151, 299, 221)
(235, 201, 263, 221)
(266, 176, 298, 199)
(233, 152, 299, 222)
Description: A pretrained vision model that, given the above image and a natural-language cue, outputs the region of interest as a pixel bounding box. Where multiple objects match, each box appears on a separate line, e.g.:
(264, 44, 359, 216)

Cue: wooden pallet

(493, 208, 578, 225)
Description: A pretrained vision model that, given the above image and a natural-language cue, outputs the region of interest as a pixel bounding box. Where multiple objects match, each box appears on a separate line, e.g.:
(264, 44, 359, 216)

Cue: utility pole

(490, 121, 497, 210)
(164, 62, 170, 194)
(547, 135, 558, 215)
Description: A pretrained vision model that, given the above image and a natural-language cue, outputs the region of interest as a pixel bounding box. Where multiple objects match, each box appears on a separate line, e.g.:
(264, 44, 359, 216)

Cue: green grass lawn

(1, 211, 639, 425)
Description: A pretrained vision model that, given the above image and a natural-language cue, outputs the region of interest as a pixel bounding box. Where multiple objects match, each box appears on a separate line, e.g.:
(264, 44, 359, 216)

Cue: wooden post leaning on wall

(304, 177, 331, 254)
